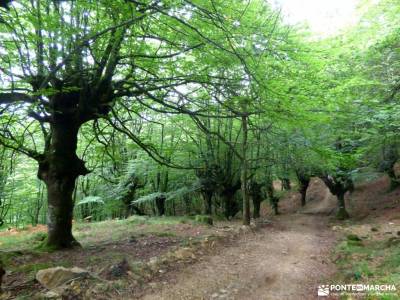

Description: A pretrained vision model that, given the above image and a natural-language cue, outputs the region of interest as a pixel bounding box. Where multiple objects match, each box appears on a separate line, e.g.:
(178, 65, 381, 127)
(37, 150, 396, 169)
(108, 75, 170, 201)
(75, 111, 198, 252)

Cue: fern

(132, 181, 202, 205)
(76, 196, 104, 206)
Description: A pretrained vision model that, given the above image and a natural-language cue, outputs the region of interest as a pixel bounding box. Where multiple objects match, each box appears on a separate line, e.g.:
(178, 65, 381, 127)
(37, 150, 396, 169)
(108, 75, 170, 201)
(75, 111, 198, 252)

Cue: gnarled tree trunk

(336, 191, 349, 220)
(249, 181, 263, 219)
(202, 190, 213, 215)
(320, 175, 351, 220)
(388, 167, 400, 191)
(155, 194, 166, 216)
(38, 121, 89, 249)
(379, 143, 399, 191)
(296, 171, 310, 207)
(221, 186, 240, 220)
(252, 195, 262, 219)
(280, 177, 291, 191)
(266, 180, 279, 215)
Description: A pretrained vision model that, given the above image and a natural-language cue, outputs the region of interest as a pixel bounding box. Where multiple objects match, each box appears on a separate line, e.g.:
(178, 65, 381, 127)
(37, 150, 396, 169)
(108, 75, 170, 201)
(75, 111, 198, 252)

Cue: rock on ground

(36, 266, 90, 289)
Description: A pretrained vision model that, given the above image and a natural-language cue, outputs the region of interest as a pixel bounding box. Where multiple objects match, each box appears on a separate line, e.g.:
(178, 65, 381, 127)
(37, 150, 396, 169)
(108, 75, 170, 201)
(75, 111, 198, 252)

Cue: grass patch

(0, 232, 48, 251)
(1, 216, 201, 251)
(34, 237, 59, 253)
(73, 215, 196, 245)
(12, 259, 72, 276)
(14, 262, 54, 274)
(152, 231, 177, 238)
(0, 250, 25, 266)
(333, 236, 400, 298)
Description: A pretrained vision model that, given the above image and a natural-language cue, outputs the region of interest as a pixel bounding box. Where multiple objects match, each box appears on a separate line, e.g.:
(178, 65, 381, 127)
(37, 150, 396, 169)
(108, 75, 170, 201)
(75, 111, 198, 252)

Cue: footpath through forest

(141, 189, 338, 300)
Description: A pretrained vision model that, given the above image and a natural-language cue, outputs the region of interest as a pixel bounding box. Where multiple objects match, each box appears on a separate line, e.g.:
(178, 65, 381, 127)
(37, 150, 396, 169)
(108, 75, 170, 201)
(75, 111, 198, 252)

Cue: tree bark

(222, 192, 239, 219)
(45, 176, 78, 248)
(320, 175, 351, 220)
(252, 197, 261, 219)
(336, 192, 349, 220)
(202, 191, 213, 215)
(241, 114, 250, 225)
(249, 181, 262, 219)
(266, 180, 279, 215)
(298, 176, 310, 207)
(38, 120, 88, 249)
(155, 194, 166, 216)
(280, 178, 291, 191)
(131, 204, 145, 216)
(388, 168, 400, 191)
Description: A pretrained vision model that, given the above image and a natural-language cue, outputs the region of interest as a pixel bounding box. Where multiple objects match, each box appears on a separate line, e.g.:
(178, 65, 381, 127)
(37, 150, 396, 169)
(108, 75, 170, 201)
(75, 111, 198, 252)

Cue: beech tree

(2, 0, 397, 247)
(0, 0, 291, 247)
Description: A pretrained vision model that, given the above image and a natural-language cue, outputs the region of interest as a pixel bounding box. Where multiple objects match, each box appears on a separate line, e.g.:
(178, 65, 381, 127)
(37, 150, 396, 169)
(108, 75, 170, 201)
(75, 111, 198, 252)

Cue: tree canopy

(0, 0, 399, 249)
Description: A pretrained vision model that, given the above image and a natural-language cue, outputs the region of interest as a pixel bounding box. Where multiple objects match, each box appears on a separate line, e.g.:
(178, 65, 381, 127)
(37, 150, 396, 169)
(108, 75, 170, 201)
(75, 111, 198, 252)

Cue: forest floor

(139, 177, 400, 300)
(141, 209, 336, 299)
(1, 177, 400, 299)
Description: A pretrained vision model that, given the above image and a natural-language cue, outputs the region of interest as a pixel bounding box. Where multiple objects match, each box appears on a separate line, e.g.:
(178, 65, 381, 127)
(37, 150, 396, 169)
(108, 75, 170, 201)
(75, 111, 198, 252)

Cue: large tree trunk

(320, 175, 351, 220)
(380, 143, 399, 191)
(280, 178, 291, 191)
(45, 176, 78, 248)
(155, 194, 166, 216)
(131, 204, 145, 216)
(222, 191, 239, 220)
(123, 198, 132, 218)
(252, 196, 261, 219)
(299, 185, 308, 207)
(38, 120, 88, 249)
(297, 175, 310, 207)
(249, 181, 263, 219)
(388, 167, 400, 191)
(266, 180, 279, 215)
(202, 191, 213, 215)
(336, 192, 349, 220)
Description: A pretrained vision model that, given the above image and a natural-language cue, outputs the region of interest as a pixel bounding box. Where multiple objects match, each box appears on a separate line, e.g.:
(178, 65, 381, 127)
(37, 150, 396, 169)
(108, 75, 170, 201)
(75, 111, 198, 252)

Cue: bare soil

(1, 222, 228, 299)
(3, 176, 400, 299)
(140, 181, 338, 300)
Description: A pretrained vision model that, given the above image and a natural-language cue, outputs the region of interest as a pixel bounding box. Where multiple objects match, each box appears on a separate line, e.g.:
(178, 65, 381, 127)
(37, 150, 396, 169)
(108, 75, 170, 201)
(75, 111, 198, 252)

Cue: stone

(36, 267, 90, 290)
(174, 247, 196, 260)
(148, 257, 160, 272)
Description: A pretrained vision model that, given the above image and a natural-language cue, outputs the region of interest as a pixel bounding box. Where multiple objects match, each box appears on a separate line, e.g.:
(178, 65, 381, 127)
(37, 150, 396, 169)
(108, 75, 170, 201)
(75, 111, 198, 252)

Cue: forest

(0, 0, 399, 299)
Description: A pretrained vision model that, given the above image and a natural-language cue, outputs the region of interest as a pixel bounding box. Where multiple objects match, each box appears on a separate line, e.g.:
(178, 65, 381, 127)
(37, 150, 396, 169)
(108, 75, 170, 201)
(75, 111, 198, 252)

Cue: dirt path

(141, 201, 338, 300)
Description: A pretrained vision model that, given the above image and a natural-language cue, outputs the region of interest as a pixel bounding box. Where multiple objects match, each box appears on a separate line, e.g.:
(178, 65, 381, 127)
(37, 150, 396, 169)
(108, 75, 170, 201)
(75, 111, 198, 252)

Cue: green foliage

(334, 237, 400, 298)
(0, 0, 398, 229)
(76, 196, 105, 206)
